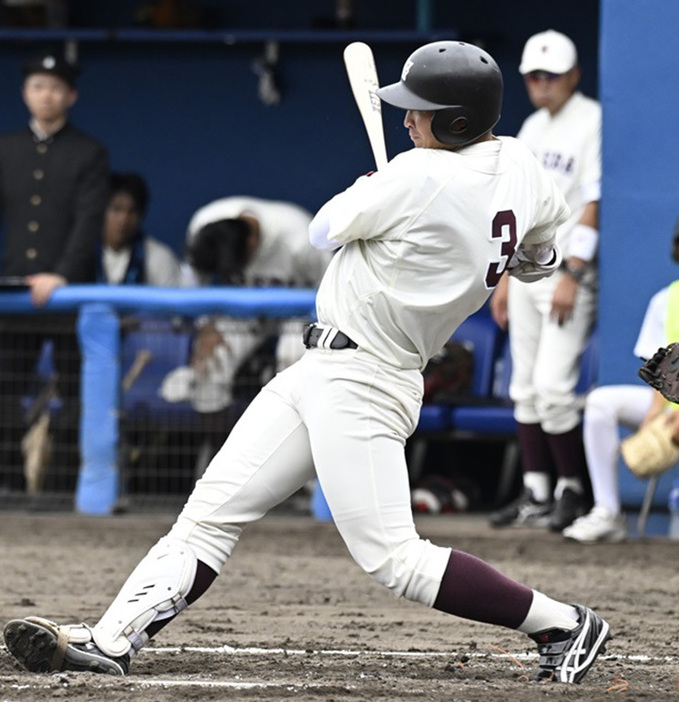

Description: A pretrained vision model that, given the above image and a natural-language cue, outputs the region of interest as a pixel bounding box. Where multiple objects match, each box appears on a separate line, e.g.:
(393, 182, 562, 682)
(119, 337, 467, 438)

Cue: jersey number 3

(484, 210, 517, 289)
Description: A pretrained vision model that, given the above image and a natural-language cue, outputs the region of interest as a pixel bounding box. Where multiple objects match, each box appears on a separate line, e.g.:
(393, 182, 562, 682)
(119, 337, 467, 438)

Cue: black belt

(303, 324, 358, 350)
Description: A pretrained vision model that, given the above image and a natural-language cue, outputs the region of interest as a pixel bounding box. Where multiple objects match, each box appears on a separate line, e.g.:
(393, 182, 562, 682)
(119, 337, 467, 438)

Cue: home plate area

(1, 513, 676, 701)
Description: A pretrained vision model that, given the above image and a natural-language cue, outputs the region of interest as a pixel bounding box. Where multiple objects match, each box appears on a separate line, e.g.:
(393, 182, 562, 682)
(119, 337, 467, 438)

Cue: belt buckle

(302, 323, 316, 348)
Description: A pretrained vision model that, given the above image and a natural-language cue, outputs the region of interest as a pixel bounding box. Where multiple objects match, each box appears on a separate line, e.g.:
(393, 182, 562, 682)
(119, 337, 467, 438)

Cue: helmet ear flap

(431, 106, 473, 147)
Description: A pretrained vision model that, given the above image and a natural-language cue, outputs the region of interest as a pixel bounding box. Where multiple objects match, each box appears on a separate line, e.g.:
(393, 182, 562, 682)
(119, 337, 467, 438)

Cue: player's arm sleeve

(521, 174, 570, 247)
(308, 207, 340, 251)
(507, 168, 569, 282)
(579, 108, 602, 207)
(568, 110, 601, 261)
(310, 168, 403, 250)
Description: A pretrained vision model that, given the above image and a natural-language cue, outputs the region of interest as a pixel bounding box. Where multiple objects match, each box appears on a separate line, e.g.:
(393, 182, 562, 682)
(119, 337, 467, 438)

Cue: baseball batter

(490, 30, 601, 532)
(3, 42, 610, 684)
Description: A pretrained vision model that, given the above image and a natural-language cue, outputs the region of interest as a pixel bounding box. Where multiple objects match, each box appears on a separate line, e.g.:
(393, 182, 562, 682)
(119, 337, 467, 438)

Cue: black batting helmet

(376, 41, 503, 147)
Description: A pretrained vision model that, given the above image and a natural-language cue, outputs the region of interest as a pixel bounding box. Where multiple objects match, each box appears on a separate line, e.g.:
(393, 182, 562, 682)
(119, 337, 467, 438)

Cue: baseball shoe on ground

(530, 604, 611, 683)
(562, 506, 627, 544)
(3, 617, 129, 675)
(488, 488, 551, 528)
(548, 487, 588, 533)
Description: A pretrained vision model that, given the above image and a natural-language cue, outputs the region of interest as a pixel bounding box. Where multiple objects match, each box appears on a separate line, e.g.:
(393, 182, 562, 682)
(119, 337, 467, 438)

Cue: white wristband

(567, 223, 598, 262)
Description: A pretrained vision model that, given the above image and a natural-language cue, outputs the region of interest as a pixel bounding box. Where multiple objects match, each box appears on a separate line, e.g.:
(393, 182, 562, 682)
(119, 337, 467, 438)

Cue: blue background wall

(0, 0, 599, 259)
(599, 0, 679, 384)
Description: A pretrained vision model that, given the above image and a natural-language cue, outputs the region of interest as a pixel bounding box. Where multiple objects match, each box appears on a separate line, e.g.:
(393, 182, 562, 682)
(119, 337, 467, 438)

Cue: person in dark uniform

(0, 51, 109, 493)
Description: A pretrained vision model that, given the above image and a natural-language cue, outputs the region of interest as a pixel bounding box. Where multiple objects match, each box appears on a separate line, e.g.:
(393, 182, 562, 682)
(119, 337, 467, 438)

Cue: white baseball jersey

(313, 137, 569, 371)
(634, 286, 671, 360)
(517, 92, 601, 259)
(186, 196, 330, 287)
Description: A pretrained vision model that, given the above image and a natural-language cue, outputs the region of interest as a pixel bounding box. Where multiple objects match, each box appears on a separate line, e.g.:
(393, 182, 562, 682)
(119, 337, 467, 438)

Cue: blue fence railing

(0, 285, 318, 516)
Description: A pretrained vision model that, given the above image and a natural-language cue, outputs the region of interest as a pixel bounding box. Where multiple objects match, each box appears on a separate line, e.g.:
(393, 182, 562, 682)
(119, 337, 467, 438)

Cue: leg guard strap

(92, 536, 198, 657)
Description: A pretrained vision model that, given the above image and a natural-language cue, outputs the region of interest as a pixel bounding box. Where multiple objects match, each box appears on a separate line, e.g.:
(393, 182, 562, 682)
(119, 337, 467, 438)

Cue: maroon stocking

(433, 550, 533, 629)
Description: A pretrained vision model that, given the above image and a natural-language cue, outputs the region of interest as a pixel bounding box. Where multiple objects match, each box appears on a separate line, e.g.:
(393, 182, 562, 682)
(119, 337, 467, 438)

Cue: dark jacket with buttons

(0, 123, 109, 282)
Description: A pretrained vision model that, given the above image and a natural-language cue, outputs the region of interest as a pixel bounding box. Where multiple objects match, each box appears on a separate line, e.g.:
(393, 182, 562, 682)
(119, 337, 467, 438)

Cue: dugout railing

(9, 289, 660, 521)
(0, 285, 318, 515)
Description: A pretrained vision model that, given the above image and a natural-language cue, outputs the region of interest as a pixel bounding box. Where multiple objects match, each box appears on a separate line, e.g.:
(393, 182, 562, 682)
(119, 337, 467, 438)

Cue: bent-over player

(3, 41, 610, 684)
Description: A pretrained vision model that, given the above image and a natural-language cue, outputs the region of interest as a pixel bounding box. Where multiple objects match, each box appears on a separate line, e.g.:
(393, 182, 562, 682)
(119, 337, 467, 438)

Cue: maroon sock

(517, 422, 555, 477)
(145, 560, 218, 640)
(433, 550, 533, 629)
(544, 425, 587, 480)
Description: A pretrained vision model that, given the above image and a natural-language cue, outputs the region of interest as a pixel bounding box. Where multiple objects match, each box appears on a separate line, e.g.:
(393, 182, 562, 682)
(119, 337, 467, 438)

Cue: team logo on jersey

(401, 59, 414, 81)
(542, 151, 575, 175)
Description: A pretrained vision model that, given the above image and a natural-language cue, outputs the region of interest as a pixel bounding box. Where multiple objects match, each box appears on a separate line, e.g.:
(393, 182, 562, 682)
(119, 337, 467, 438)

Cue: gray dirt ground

(1, 510, 678, 701)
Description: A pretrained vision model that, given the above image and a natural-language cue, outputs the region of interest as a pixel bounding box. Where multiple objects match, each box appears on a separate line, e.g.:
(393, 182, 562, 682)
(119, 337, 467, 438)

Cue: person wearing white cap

(489, 30, 601, 534)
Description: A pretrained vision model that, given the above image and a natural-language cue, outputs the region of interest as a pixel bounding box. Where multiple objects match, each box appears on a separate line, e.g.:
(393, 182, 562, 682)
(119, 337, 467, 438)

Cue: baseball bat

(343, 42, 388, 170)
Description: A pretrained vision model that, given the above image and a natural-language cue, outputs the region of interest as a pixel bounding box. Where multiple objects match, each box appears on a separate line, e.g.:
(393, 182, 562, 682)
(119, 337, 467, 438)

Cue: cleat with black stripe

(529, 604, 610, 683)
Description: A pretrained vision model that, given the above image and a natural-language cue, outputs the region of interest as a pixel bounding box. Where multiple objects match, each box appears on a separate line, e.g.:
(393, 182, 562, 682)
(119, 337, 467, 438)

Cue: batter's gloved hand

(506, 245, 561, 283)
(638, 342, 679, 403)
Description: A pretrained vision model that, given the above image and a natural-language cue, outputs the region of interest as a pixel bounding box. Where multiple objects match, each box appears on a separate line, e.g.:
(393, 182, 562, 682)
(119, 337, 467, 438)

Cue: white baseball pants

(508, 272, 597, 433)
(583, 384, 654, 514)
(168, 347, 452, 606)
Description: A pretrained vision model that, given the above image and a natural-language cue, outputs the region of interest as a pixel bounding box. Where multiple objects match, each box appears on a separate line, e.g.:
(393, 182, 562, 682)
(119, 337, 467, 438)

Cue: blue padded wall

(599, 0, 679, 385)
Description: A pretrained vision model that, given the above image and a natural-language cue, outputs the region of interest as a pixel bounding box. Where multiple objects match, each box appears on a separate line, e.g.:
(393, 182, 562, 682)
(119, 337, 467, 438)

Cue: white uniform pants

(508, 272, 597, 433)
(583, 384, 654, 514)
(168, 348, 452, 606)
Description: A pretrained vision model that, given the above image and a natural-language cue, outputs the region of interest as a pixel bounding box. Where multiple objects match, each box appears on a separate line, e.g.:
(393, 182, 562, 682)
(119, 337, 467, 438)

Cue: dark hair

(109, 172, 150, 215)
(188, 218, 252, 284)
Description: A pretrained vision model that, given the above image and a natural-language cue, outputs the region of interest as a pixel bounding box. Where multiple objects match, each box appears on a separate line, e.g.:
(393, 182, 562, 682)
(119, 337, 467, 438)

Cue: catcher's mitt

(638, 342, 679, 403)
(620, 414, 679, 478)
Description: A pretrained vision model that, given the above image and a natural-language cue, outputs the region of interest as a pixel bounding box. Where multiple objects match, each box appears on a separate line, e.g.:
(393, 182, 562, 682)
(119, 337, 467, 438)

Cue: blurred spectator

(99, 172, 181, 287)
(0, 51, 109, 491)
(162, 196, 332, 471)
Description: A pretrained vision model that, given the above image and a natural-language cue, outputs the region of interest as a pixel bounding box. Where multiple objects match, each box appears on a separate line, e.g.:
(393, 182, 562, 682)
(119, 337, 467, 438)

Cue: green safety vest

(666, 281, 679, 343)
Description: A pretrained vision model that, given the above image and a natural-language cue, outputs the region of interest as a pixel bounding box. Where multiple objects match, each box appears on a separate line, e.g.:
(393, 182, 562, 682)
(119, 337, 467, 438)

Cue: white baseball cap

(519, 30, 578, 75)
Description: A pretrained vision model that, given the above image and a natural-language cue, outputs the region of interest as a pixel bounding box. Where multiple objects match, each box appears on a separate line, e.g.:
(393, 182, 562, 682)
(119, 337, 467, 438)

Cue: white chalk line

(3, 644, 673, 692)
(8, 680, 343, 691)
(145, 644, 672, 663)
(3, 642, 672, 663)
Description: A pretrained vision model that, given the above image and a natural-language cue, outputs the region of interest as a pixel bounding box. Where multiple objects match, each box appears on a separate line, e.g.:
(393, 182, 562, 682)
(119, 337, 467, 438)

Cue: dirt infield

(1, 510, 679, 701)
